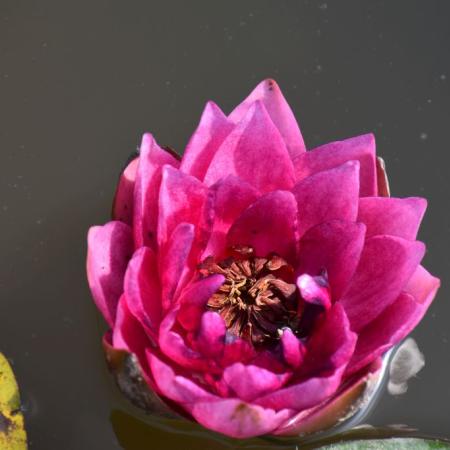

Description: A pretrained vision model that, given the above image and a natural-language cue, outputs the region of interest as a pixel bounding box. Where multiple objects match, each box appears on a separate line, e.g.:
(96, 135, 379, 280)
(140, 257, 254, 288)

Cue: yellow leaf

(0, 353, 27, 450)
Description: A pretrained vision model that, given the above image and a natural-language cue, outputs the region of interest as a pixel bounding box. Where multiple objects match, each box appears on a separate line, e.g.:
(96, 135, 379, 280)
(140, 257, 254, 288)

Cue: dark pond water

(0, 1, 449, 448)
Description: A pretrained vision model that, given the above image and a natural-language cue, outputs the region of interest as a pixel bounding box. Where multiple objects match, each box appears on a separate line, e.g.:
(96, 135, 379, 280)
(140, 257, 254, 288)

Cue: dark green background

(0, 1, 449, 448)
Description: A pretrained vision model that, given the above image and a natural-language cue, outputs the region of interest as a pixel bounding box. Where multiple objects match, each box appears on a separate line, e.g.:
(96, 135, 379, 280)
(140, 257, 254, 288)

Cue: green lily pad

(319, 438, 450, 449)
(0, 353, 27, 449)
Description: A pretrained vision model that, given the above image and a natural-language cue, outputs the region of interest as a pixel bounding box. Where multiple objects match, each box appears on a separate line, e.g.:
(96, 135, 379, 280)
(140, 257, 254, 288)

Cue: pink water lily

(87, 79, 440, 438)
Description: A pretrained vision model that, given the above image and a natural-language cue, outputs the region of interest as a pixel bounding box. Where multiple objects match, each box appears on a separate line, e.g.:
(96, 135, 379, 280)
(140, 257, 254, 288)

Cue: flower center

(199, 247, 299, 346)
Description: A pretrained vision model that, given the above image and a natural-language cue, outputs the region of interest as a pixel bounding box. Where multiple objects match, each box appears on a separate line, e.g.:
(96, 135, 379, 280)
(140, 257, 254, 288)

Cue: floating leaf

(0, 353, 27, 449)
(319, 438, 450, 449)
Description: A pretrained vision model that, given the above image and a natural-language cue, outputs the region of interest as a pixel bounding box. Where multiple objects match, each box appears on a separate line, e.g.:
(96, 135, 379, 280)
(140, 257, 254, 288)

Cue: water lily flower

(86, 79, 440, 438)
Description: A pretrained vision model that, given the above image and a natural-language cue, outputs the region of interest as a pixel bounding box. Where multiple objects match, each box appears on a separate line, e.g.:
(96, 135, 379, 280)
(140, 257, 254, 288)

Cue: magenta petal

(292, 161, 360, 237)
(227, 190, 299, 261)
(229, 79, 306, 159)
(87, 221, 133, 327)
(358, 197, 427, 240)
(203, 175, 259, 259)
(204, 101, 295, 193)
(123, 247, 161, 342)
(195, 311, 226, 359)
(297, 274, 331, 309)
(159, 310, 213, 372)
(177, 275, 225, 332)
(159, 223, 195, 311)
(180, 101, 234, 181)
(112, 157, 138, 225)
(133, 134, 179, 249)
(191, 399, 293, 439)
(281, 328, 305, 369)
(293, 134, 377, 196)
(221, 363, 290, 402)
(298, 220, 366, 300)
(255, 370, 344, 411)
(301, 303, 357, 376)
(341, 236, 426, 332)
(347, 265, 440, 375)
(157, 165, 209, 249)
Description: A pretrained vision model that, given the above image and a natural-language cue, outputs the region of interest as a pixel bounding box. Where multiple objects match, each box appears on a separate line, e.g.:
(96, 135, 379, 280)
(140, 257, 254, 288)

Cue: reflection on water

(388, 339, 425, 396)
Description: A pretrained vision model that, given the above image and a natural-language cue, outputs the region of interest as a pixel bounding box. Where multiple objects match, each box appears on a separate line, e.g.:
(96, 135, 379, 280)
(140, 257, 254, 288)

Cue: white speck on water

(315, 64, 323, 73)
(2, 205, 8, 211)
(388, 338, 425, 396)
(319, 3, 328, 10)
(427, 99, 432, 104)
(420, 132, 428, 141)
(36, 218, 44, 225)
(440, 74, 447, 81)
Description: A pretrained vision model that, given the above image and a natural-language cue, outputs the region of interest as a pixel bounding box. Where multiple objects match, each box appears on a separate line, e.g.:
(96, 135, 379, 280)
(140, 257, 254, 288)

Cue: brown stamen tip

(202, 250, 299, 346)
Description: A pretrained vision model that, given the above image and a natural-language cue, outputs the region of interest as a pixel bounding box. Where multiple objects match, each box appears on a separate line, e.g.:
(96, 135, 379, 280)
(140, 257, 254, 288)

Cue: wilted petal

(292, 161, 360, 237)
(157, 166, 209, 250)
(180, 101, 234, 181)
(227, 190, 299, 262)
(229, 79, 306, 159)
(293, 134, 377, 196)
(203, 175, 259, 258)
(177, 275, 225, 332)
(347, 265, 440, 375)
(341, 235, 425, 332)
(133, 134, 179, 249)
(124, 247, 161, 342)
(87, 221, 133, 327)
(204, 101, 295, 193)
(358, 197, 427, 240)
(298, 220, 366, 300)
(112, 157, 138, 225)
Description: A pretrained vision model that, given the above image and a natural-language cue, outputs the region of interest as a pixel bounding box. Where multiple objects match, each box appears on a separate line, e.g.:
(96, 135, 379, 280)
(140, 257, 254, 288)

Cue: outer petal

(112, 157, 138, 225)
(341, 236, 426, 332)
(347, 265, 440, 374)
(357, 197, 427, 240)
(180, 101, 234, 181)
(204, 101, 295, 193)
(149, 354, 292, 438)
(203, 175, 259, 259)
(220, 363, 290, 402)
(87, 221, 133, 327)
(293, 134, 377, 196)
(124, 247, 161, 342)
(297, 220, 366, 300)
(229, 79, 306, 159)
(292, 161, 360, 237)
(133, 134, 179, 249)
(227, 190, 299, 262)
(157, 166, 209, 250)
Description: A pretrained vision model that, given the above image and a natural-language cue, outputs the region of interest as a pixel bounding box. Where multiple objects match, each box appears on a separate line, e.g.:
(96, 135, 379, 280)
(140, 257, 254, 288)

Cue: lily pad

(0, 353, 27, 449)
(319, 438, 450, 449)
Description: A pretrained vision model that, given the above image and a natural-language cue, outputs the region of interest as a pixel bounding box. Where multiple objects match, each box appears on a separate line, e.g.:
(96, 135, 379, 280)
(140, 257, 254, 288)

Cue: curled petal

(133, 134, 179, 249)
(227, 190, 299, 262)
(195, 311, 227, 359)
(229, 78, 306, 159)
(293, 134, 377, 196)
(358, 197, 427, 240)
(292, 161, 360, 237)
(281, 328, 305, 369)
(204, 101, 295, 193)
(180, 101, 234, 181)
(341, 235, 425, 332)
(112, 157, 138, 225)
(87, 221, 133, 327)
(297, 274, 331, 310)
(347, 265, 440, 375)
